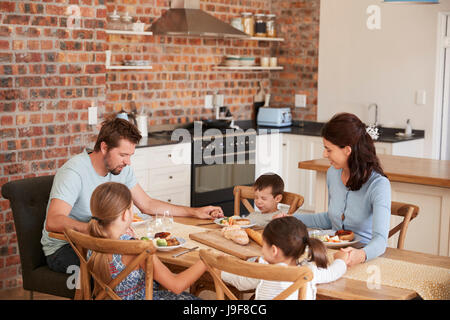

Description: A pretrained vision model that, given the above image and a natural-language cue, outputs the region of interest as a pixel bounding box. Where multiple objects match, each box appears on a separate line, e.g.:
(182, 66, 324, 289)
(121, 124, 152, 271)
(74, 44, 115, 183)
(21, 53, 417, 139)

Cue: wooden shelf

(105, 30, 153, 36)
(248, 36, 284, 42)
(214, 66, 283, 71)
(106, 65, 153, 70)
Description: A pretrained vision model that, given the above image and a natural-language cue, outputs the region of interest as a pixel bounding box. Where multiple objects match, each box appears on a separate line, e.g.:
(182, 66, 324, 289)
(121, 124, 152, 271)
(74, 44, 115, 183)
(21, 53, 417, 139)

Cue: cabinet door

(147, 165, 191, 193)
(151, 186, 191, 207)
(281, 134, 303, 196)
(302, 136, 324, 212)
(374, 142, 392, 155)
(255, 133, 283, 178)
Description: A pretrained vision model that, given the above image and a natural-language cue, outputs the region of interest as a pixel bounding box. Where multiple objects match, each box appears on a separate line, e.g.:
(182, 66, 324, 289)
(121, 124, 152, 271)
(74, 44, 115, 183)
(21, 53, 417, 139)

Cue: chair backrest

(233, 185, 304, 216)
(199, 249, 313, 300)
(389, 201, 419, 249)
(64, 228, 156, 300)
(1, 176, 54, 277)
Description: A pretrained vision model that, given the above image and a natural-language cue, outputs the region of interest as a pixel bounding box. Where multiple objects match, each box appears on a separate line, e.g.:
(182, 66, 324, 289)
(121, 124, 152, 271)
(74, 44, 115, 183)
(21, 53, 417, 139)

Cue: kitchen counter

(135, 135, 180, 148)
(236, 120, 425, 143)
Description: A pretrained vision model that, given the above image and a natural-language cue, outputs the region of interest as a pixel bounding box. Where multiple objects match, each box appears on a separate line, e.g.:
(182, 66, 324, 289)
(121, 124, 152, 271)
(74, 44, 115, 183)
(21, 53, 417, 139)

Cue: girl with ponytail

(87, 182, 206, 300)
(221, 216, 348, 300)
(285, 113, 391, 267)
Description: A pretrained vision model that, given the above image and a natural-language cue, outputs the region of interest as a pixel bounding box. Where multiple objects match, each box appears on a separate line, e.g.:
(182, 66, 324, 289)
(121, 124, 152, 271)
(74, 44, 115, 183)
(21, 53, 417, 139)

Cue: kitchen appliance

(257, 107, 292, 127)
(150, 0, 248, 38)
(191, 123, 256, 216)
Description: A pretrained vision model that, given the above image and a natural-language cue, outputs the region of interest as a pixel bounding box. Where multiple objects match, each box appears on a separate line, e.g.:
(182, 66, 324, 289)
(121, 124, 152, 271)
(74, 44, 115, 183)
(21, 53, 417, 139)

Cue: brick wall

(0, 0, 319, 291)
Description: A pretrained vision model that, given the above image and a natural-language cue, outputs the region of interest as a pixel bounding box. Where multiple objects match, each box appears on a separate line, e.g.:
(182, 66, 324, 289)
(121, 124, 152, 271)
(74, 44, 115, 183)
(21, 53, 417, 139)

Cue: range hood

(150, 0, 249, 38)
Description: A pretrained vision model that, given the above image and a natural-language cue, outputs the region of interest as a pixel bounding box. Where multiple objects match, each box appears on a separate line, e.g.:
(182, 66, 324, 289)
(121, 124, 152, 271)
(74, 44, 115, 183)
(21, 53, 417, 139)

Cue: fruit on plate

(335, 229, 355, 241)
(140, 236, 150, 241)
(156, 238, 167, 246)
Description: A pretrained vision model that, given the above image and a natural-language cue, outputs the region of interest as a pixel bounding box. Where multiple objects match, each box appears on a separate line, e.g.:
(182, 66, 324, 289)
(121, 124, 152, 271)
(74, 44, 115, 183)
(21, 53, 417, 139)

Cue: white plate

(308, 229, 360, 248)
(153, 237, 186, 251)
(131, 213, 151, 227)
(214, 216, 256, 229)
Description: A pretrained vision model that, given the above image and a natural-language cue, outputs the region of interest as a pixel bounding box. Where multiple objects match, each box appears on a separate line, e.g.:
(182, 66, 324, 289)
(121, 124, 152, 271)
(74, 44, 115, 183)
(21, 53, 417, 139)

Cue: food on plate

(140, 236, 150, 241)
(335, 229, 355, 241)
(234, 218, 250, 226)
(154, 232, 171, 239)
(219, 217, 235, 226)
(245, 228, 263, 246)
(221, 225, 249, 245)
(156, 238, 168, 246)
(132, 214, 143, 222)
(310, 233, 343, 243)
(155, 236, 180, 247)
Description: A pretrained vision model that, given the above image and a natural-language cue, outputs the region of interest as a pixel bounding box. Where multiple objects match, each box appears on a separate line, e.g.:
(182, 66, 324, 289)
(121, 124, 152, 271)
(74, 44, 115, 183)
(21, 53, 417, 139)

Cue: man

(41, 118, 223, 273)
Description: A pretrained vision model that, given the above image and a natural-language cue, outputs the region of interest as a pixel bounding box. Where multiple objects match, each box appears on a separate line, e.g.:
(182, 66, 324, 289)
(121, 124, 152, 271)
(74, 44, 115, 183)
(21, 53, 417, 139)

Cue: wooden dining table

(50, 216, 450, 300)
(152, 217, 450, 300)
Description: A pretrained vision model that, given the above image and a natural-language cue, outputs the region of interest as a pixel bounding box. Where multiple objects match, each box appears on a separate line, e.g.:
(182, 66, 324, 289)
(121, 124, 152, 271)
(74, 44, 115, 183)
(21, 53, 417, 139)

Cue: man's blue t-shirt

(41, 149, 137, 256)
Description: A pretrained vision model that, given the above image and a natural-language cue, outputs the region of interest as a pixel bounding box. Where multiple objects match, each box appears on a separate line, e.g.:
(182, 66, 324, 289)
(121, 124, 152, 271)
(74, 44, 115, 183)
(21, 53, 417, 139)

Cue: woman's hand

(271, 212, 288, 220)
(339, 247, 366, 267)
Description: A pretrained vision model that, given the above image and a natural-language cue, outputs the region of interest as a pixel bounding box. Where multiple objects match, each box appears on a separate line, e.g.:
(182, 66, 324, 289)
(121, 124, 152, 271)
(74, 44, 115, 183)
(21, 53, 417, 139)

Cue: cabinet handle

(169, 176, 173, 179)
(168, 154, 172, 158)
(167, 199, 171, 202)
(282, 143, 287, 146)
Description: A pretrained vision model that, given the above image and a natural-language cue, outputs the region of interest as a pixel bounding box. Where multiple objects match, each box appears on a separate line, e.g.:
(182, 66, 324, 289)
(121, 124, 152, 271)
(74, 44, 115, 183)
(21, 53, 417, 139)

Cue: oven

(191, 128, 256, 216)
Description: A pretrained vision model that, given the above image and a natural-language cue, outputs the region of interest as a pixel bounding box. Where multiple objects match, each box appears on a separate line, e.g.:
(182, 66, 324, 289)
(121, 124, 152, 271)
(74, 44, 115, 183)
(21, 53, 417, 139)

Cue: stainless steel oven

(191, 128, 256, 216)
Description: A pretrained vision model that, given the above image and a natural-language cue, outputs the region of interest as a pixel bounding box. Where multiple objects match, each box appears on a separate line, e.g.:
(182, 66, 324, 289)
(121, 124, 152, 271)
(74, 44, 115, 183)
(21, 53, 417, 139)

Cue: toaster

(257, 107, 292, 127)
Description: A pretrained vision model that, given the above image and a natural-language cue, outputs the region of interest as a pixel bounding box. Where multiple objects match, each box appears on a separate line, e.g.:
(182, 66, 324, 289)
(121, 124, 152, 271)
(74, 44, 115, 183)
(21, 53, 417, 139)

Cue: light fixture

(383, 0, 439, 3)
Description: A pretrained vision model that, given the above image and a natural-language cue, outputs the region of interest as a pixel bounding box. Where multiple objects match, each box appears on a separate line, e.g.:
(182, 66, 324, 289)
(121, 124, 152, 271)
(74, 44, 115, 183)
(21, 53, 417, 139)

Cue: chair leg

(29, 290, 34, 300)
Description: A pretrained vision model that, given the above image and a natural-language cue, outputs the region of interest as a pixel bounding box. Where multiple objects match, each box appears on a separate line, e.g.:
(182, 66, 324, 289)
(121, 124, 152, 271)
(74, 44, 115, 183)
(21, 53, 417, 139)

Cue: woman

(277, 113, 391, 267)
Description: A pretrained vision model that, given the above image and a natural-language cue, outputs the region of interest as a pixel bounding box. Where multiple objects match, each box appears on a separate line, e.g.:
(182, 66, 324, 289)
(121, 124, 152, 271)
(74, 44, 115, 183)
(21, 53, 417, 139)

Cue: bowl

(239, 56, 255, 66)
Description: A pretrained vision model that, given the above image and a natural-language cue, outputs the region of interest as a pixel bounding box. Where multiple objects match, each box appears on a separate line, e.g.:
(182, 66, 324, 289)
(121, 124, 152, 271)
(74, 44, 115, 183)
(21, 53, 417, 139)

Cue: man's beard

(104, 153, 124, 175)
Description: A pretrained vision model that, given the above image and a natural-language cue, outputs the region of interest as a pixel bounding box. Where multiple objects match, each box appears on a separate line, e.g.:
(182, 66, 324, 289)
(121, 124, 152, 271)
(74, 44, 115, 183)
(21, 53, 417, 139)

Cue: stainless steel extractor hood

(150, 0, 249, 38)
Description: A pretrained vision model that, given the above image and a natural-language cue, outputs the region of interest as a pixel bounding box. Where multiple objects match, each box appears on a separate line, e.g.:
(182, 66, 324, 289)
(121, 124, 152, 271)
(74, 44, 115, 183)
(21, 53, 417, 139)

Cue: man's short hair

(253, 173, 284, 197)
(93, 118, 142, 152)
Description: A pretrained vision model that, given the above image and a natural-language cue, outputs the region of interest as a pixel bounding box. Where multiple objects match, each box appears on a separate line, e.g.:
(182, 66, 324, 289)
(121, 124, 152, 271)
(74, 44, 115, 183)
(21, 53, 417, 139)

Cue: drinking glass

(151, 211, 163, 234)
(163, 210, 174, 231)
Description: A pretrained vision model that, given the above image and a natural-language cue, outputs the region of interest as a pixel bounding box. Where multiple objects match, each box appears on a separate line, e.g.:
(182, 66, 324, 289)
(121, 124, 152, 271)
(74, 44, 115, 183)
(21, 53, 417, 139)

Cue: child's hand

(333, 250, 350, 265)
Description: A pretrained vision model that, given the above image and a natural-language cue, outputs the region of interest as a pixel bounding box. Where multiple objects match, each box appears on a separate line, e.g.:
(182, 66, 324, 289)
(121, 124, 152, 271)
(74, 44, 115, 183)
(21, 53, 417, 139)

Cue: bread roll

(245, 228, 263, 246)
(221, 226, 249, 245)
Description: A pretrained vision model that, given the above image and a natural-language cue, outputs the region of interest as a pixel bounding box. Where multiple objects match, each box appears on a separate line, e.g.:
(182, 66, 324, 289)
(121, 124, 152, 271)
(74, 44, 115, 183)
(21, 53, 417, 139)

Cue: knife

(172, 246, 199, 258)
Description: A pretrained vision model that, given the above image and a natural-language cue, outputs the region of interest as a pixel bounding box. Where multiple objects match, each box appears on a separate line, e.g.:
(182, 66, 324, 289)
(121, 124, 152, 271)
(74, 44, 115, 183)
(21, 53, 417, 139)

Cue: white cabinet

(131, 143, 191, 207)
(374, 139, 424, 157)
(255, 133, 283, 178)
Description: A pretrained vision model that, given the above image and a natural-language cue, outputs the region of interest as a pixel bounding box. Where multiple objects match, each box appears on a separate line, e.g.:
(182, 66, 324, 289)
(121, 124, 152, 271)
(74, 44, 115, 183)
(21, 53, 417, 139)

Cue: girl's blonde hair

(87, 182, 132, 296)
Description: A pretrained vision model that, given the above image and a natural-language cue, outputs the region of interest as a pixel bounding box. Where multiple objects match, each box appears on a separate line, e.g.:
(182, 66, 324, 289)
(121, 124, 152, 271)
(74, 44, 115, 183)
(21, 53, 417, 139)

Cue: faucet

(368, 103, 379, 127)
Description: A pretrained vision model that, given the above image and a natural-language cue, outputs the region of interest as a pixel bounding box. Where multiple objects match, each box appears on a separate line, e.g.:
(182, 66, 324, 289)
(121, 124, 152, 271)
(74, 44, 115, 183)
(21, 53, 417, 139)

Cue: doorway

(434, 13, 450, 160)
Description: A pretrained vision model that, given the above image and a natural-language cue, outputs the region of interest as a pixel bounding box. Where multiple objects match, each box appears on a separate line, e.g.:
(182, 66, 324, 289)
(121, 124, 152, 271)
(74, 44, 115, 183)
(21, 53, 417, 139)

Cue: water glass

(163, 210, 174, 231)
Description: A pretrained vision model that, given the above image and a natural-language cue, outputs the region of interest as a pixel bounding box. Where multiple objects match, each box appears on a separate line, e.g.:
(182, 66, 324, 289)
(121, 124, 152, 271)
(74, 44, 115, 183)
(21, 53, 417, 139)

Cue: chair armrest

(49, 232, 67, 241)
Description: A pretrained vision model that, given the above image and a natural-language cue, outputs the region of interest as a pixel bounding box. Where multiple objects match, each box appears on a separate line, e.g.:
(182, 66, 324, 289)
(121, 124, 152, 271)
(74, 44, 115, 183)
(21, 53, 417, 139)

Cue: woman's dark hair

(254, 173, 284, 197)
(321, 112, 386, 191)
(263, 216, 328, 268)
(94, 118, 142, 152)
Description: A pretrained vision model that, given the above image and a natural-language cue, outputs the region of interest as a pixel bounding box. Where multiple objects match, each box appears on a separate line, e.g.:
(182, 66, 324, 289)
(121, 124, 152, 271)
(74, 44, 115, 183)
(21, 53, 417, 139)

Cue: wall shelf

(106, 65, 153, 70)
(248, 36, 284, 42)
(214, 66, 283, 71)
(105, 29, 153, 36)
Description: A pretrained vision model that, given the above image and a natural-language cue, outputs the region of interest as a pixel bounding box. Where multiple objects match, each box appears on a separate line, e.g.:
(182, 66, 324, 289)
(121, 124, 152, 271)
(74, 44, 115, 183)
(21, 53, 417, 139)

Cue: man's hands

(193, 205, 224, 220)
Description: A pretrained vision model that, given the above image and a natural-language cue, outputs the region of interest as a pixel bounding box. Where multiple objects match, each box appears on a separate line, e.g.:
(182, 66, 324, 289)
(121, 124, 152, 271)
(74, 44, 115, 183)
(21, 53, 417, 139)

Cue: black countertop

(136, 120, 425, 148)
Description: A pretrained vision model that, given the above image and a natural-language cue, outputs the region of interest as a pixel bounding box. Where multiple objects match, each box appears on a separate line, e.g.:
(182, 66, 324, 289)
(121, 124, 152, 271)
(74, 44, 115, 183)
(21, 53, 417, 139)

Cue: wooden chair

(64, 228, 156, 300)
(233, 185, 304, 216)
(199, 249, 313, 300)
(389, 201, 419, 249)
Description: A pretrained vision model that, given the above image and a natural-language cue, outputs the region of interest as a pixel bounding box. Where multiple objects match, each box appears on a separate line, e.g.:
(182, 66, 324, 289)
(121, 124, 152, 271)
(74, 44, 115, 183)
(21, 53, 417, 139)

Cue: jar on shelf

(241, 12, 254, 36)
(254, 14, 267, 37)
(107, 10, 121, 30)
(121, 12, 133, 31)
(266, 14, 276, 38)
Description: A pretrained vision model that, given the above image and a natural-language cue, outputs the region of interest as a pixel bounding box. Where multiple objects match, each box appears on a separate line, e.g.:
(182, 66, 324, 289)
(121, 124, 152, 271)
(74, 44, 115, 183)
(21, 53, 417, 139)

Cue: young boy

(246, 173, 285, 227)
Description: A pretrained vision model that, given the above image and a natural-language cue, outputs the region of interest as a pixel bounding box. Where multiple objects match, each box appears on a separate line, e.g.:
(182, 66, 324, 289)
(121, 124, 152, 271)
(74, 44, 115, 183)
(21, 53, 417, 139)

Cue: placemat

(326, 250, 450, 300)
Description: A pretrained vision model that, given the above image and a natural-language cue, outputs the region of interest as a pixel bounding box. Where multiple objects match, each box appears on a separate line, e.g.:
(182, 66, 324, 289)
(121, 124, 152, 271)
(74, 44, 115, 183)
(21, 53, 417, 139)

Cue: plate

(153, 237, 186, 251)
(214, 216, 256, 229)
(308, 229, 360, 248)
(131, 213, 151, 227)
